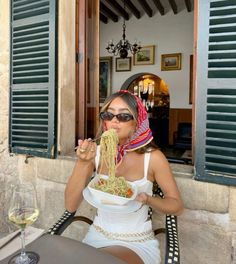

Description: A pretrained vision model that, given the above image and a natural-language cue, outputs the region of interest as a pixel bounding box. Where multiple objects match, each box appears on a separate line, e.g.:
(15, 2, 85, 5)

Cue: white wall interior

(100, 9, 193, 109)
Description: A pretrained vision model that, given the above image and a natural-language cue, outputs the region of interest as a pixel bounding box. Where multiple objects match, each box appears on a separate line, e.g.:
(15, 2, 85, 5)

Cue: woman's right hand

(76, 139, 96, 162)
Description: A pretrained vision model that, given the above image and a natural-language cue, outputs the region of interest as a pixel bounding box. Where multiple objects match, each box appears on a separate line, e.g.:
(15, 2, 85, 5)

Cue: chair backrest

(177, 122, 192, 139)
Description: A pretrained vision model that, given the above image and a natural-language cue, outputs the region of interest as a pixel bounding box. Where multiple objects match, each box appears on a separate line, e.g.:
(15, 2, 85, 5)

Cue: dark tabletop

(0, 234, 125, 264)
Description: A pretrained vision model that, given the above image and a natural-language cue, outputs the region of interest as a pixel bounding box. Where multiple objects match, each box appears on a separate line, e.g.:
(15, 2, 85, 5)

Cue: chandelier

(105, 1, 141, 58)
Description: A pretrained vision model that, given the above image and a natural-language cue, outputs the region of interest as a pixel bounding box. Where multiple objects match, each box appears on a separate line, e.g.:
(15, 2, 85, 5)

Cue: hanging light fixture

(105, 0, 142, 59)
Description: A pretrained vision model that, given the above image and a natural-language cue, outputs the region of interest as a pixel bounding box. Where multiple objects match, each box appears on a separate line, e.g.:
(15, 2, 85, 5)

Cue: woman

(65, 90, 183, 264)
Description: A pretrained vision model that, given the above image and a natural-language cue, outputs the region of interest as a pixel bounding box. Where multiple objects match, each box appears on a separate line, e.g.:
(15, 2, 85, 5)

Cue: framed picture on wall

(161, 53, 181, 71)
(116, 57, 131, 72)
(133, 45, 155, 65)
(99, 56, 112, 106)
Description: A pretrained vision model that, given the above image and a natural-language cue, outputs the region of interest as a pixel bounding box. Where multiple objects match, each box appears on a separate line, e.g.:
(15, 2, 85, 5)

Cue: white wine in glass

(8, 183, 40, 264)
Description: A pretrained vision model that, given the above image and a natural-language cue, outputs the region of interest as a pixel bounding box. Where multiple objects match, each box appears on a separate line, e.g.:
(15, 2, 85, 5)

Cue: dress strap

(144, 152, 151, 180)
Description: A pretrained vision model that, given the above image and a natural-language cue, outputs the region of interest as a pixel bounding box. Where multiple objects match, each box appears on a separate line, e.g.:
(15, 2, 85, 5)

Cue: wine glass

(8, 182, 40, 264)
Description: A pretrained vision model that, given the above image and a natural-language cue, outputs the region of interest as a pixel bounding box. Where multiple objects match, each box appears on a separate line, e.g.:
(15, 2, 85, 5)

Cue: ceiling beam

(104, 0, 129, 20)
(184, 0, 192, 12)
(152, 0, 165, 16)
(100, 2, 118, 22)
(168, 0, 178, 14)
(137, 0, 153, 17)
(124, 0, 141, 19)
(100, 13, 108, 24)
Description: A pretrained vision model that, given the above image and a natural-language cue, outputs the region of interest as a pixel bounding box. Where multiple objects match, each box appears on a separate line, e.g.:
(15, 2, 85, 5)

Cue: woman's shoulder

(149, 148, 166, 157)
(149, 148, 170, 167)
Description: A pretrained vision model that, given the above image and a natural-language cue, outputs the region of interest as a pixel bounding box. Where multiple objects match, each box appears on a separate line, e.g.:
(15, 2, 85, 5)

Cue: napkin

(0, 226, 45, 260)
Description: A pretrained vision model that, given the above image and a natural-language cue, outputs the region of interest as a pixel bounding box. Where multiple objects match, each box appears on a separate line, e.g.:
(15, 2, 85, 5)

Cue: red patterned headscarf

(114, 90, 153, 164)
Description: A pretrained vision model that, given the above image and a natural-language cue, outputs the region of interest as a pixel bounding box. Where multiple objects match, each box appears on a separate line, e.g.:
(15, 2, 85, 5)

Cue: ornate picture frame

(116, 57, 131, 72)
(161, 53, 182, 71)
(134, 45, 155, 65)
(99, 56, 112, 106)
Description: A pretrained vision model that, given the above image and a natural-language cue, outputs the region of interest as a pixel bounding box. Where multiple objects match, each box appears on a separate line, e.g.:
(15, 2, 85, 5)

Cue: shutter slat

(209, 52, 236, 59)
(12, 126, 48, 131)
(13, 65, 49, 72)
(208, 70, 236, 78)
(206, 147, 236, 157)
(206, 131, 236, 139)
(206, 163, 236, 175)
(13, 52, 49, 60)
(12, 132, 48, 138)
(206, 139, 236, 148)
(13, 39, 49, 49)
(12, 129, 48, 134)
(12, 142, 48, 148)
(211, 0, 236, 8)
(207, 105, 236, 112)
(207, 122, 236, 130)
(12, 119, 48, 125)
(208, 61, 236, 67)
(13, 34, 49, 44)
(13, 58, 49, 65)
(209, 25, 236, 33)
(13, 94, 48, 98)
(210, 17, 236, 25)
(209, 43, 236, 50)
(207, 96, 236, 103)
(13, 45, 49, 54)
(210, 8, 236, 17)
(206, 155, 236, 165)
(207, 113, 236, 121)
(13, 71, 49, 77)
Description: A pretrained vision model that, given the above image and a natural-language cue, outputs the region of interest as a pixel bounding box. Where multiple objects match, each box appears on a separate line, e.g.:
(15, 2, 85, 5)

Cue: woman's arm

(137, 150, 184, 216)
(64, 139, 96, 212)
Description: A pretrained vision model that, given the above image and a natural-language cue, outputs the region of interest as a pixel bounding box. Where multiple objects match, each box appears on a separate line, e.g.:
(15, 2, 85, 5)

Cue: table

(181, 150, 192, 164)
(0, 234, 125, 264)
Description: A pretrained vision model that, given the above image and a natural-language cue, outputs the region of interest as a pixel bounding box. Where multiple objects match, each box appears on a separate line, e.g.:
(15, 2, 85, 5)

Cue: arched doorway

(121, 73, 169, 149)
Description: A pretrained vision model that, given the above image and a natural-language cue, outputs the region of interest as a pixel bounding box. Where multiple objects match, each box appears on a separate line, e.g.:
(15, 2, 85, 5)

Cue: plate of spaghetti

(88, 175, 137, 205)
(88, 128, 138, 206)
(83, 186, 142, 213)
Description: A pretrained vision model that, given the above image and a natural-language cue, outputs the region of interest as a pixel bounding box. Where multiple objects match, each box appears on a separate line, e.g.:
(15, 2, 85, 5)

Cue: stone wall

(3, 155, 236, 264)
(0, 0, 19, 235)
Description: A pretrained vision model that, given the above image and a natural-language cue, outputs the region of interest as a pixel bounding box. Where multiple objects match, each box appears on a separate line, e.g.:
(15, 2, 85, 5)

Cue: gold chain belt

(92, 224, 155, 242)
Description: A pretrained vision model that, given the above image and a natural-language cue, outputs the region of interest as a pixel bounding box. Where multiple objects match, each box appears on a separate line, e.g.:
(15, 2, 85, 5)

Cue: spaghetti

(93, 129, 133, 198)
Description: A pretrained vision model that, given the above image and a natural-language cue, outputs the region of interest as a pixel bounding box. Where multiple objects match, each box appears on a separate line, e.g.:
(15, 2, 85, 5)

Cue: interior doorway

(121, 73, 170, 149)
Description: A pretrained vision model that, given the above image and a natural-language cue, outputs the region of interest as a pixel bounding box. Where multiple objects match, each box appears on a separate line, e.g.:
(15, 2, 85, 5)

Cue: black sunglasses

(99, 111, 134, 122)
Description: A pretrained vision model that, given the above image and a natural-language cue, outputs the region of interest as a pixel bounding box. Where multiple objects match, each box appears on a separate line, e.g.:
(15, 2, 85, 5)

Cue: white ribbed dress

(83, 149, 161, 264)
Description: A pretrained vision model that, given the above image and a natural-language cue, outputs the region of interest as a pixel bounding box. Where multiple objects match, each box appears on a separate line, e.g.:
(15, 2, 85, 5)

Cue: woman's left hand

(136, 192, 149, 205)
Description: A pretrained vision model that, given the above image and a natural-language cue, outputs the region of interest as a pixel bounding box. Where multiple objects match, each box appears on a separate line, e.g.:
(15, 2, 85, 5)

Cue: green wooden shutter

(9, 0, 57, 158)
(195, 0, 236, 185)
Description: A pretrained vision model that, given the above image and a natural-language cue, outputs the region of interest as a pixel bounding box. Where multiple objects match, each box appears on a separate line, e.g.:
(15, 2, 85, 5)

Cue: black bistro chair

(48, 183, 180, 264)
(173, 122, 192, 150)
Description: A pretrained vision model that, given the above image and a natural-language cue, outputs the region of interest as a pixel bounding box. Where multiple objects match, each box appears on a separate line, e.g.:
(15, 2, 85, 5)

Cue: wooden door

(76, 0, 100, 141)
